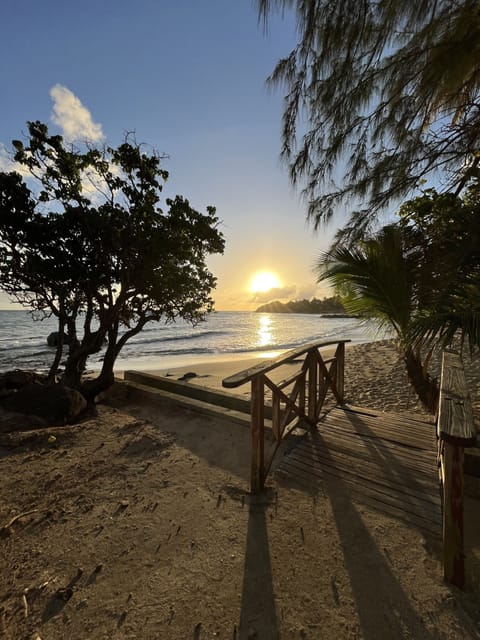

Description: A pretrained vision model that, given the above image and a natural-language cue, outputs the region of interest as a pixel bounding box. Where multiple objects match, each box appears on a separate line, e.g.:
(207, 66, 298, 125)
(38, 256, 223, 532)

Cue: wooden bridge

(275, 404, 441, 536)
(222, 340, 477, 588)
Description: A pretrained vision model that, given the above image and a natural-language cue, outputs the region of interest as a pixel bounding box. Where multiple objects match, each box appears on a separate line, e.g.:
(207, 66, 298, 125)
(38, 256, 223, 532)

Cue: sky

(0, 0, 346, 311)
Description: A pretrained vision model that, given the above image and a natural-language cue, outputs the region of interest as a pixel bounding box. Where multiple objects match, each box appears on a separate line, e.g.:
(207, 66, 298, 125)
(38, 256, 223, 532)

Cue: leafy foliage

(258, 1, 480, 238)
(320, 226, 413, 336)
(397, 186, 480, 350)
(0, 122, 225, 399)
(317, 185, 480, 410)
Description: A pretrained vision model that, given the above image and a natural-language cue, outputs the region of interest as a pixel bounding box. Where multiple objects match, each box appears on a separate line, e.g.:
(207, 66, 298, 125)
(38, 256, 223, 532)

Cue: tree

(317, 186, 480, 411)
(0, 122, 225, 401)
(318, 225, 439, 410)
(255, 296, 345, 314)
(397, 184, 480, 350)
(258, 1, 480, 238)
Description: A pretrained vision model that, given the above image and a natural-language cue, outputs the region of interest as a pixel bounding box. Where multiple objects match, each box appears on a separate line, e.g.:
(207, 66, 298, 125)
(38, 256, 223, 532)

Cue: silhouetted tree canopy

(255, 296, 346, 314)
(258, 1, 480, 239)
(0, 122, 225, 400)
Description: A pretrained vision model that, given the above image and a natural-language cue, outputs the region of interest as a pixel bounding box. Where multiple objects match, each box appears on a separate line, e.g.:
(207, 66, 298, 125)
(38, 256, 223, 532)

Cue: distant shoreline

(255, 297, 349, 315)
(0, 309, 375, 374)
(256, 311, 360, 318)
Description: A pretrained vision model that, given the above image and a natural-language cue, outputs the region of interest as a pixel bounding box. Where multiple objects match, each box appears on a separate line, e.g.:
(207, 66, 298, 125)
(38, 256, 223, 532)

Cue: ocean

(0, 310, 379, 374)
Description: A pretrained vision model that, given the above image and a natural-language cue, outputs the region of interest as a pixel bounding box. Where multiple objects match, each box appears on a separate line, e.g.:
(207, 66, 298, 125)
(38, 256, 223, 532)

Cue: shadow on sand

(239, 492, 280, 640)
(303, 429, 437, 639)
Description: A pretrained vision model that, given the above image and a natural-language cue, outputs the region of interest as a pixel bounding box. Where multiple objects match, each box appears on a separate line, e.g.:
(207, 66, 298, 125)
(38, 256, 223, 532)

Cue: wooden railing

(222, 340, 349, 493)
(437, 350, 477, 588)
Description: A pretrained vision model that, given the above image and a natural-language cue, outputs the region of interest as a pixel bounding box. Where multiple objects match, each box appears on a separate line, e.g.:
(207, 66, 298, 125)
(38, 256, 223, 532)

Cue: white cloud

(0, 143, 30, 176)
(295, 285, 319, 300)
(250, 283, 334, 305)
(0, 144, 14, 172)
(50, 84, 104, 142)
(251, 285, 297, 304)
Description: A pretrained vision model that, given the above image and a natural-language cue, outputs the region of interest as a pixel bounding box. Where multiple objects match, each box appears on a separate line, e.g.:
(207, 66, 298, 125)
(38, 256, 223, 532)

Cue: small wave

(118, 333, 345, 359)
(121, 346, 218, 358)
(0, 335, 45, 344)
(0, 341, 51, 354)
(125, 329, 228, 347)
(0, 311, 371, 372)
(2, 348, 54, 361)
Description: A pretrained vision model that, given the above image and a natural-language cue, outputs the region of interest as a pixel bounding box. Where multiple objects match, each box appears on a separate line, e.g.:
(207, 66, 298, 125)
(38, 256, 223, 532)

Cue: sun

(249, 271, 282, 293)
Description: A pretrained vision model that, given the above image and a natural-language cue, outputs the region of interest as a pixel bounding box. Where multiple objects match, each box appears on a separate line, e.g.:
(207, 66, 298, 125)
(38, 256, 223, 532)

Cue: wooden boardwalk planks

(275, 406, 441, 535)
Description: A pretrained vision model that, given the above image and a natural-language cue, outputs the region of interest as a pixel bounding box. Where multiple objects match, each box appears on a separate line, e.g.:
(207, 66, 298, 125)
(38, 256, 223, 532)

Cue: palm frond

(317, 225, 412, 339)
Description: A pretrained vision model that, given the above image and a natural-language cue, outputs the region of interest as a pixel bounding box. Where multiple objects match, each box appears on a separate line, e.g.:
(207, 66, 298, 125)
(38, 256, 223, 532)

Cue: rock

(0, 407, 47, 433)
(0, 369, 47, 390)
(0, 384, 87, 425)
(47, 332, 71, 347)
(178, 372, 197, 381)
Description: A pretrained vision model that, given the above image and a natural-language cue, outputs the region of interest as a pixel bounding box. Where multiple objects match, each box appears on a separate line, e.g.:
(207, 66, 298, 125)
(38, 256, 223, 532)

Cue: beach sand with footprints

(1, 340, 480, 639)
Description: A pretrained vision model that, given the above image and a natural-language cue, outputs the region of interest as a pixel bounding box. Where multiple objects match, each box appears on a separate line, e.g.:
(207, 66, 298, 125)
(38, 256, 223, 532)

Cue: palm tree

(318, 184, 480, 413)
(318, 225, 440, 412)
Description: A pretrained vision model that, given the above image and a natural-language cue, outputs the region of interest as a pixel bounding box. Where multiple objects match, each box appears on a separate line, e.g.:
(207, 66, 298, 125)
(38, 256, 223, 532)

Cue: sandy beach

(1, 340, 480, 639)
(137, 339, 480, 419)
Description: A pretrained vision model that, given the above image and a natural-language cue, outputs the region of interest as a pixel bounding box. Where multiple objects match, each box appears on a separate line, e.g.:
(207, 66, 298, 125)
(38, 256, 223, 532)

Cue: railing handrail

(222, 339, 351, 388)
(437, 349, 477, 446)
(221, 339, 347, 493)
(437, 349, 476, 589)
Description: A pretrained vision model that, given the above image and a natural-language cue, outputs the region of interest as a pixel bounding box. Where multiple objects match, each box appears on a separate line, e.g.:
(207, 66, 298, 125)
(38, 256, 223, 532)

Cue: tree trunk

(80, 367, 115, 402)
(47, 317, 65, 383)
(404, 348, 439, 413)
(62, 322, 107, 393)
(62, 350, 87, 391)
(80, 334, 118, 401)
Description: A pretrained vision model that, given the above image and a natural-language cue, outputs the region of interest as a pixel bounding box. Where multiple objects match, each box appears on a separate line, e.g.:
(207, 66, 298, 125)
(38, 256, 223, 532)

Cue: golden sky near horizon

(208, 232, 334, 312)
(0, 173, 336, 312)
(0, 4, 344, 315)
(0, 278, 332, 313)
(0, 252, 333, 313)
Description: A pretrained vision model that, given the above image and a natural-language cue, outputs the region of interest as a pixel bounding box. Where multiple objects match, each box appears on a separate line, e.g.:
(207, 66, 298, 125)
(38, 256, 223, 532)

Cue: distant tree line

(255, 296, 346, 314)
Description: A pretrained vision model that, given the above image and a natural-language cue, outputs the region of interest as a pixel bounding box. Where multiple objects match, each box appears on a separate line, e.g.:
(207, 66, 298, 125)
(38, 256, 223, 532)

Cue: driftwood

(21, 593, 28, 618)
(0, 509, 38, 537)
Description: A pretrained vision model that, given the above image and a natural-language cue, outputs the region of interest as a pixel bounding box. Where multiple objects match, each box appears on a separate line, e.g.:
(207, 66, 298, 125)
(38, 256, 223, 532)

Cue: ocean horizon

(0, 309, 382, 374)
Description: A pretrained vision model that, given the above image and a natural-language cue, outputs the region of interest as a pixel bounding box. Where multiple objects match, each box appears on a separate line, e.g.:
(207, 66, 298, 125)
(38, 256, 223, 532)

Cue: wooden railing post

(442, 441, 466, 587)
(272, 393, 281, 442)
(299, 369, 306, 415)
(308, 350, 317, 423)
(335, 342, 345, 404)
(251, 375, 265, 493)
(221, 339, 351, 492)
(437, 351, 477, 588)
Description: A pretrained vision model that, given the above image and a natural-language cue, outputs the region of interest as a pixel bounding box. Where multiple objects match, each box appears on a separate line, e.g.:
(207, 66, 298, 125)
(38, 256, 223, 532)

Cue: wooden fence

(223, 341, 477, 589)
(437, 350, 477, 588)
(222, 340, 348, 493)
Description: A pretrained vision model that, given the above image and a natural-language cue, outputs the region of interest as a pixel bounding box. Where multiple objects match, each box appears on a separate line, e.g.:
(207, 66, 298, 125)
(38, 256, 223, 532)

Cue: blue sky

(1, 0, 344, 310)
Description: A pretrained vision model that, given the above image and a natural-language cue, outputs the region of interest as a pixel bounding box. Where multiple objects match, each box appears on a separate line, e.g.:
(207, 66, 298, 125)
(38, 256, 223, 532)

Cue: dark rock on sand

(178, 372, 198, 381)
(0, 369, 47, 391)
(0, 407, 47, 433)
(1, 383, 87, 426)
(47, 331, 72, 347)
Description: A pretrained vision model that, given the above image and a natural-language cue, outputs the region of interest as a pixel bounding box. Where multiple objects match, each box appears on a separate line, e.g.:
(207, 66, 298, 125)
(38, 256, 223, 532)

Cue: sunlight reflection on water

(0, 309, 379, 372)
(257, 315, 273, 347)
